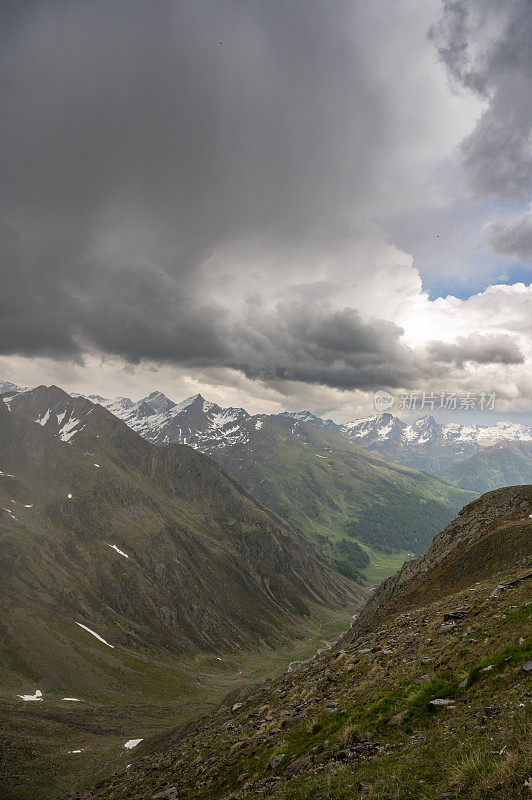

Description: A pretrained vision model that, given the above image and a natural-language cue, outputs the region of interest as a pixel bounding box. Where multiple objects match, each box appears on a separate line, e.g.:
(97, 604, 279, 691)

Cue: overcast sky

(1, 0, 531, 421)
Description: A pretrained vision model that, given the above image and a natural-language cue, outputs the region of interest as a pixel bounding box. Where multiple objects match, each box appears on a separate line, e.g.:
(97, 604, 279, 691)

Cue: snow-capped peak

(142, 391, 176, 414)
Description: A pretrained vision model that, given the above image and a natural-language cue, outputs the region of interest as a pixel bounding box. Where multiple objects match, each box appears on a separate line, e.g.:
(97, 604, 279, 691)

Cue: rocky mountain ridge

(4, 383, 531, 473)
(91, 390, 532, 472)
(348, 484, 532, 638)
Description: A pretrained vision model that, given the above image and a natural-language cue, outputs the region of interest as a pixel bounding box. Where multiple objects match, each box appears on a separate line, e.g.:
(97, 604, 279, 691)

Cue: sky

(1, 0, 531, 423)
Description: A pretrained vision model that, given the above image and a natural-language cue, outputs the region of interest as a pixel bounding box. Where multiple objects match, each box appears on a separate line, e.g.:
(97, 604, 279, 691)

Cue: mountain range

(87, 390, 532, 472)
(6, 383, 531, 473)
(84, 391, 252, 451)
(3, 382, 531, 574)
(1, 385, 361, 656)
(6, 387, 477, 578)
(79, 389, 531, 566)
(2, 382, 530, 800)
(334, 412, 532, 471)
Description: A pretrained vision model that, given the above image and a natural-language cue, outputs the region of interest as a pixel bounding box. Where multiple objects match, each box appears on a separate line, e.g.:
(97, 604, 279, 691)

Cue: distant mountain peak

(412, 414, 438, 426)
(91, 390, 250, 450)
(0, 379, 27, 396)
(172, 393, 208, 413)
(141, 390, 176, 414)
(33, 384, 72, 403)
(4, 385, 95, 444)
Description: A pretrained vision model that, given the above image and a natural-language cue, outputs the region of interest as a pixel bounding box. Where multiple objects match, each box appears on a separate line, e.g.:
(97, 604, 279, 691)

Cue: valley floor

(351, 543, 415, 585)
(0, 606, 354, 800)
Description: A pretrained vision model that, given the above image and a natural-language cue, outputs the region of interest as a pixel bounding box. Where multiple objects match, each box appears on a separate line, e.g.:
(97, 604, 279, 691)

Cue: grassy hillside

(0, 388, 367, 799)
(79, 486, 532, 800)
(214, 415, 476, 576)
(436, 441, 532, 494)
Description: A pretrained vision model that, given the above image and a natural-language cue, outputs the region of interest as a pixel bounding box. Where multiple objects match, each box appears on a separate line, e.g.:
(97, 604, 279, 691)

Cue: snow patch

(255, 419, 263, 430)
(62, 697, 80, 702)
(123, 739, 143, 749)
(107, 543, 129, 559)
(36, 409, 51, 426)
(377, 421, 394, 440)
(76, 622, 115, 648)
(18, 689, 42, 702)
(59, 414, 85, 442)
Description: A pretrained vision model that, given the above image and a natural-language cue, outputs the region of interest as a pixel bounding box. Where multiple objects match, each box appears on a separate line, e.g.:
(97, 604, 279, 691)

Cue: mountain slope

(1, 385, 363, 659)
(435, 441, 532, 494)
(78, 486, 532, 800)
(69, 391, 476, 575)
(212, 414, 475, 564)
(0, 387, 368, 800)
(348, 484, 532, 637)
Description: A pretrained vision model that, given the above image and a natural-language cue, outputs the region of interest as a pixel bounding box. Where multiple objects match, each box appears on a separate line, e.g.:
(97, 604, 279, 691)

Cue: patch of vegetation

(216, 417, 474, 573)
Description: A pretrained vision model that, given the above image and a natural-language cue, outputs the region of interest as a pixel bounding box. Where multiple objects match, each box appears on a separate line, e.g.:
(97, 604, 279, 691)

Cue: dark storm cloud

(490, 213, 532, 262)
(0, 0, 392, 374)
(1, 0, 521, 393)
(427, 332, 524, 367)
(227, 304, 427, 390)
(431, 0, 532, 200)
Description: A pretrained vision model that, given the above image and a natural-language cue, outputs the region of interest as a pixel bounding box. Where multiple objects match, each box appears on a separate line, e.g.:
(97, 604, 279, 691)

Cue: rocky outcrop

(348, 484, 532, 638)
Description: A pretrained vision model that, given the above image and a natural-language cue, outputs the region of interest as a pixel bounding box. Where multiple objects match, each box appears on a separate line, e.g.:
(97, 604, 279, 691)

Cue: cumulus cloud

(227, 302, 420, 390)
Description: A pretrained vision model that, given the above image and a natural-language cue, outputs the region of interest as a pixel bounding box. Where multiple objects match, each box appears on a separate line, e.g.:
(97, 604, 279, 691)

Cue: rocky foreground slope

(80, 486, 531, 800)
